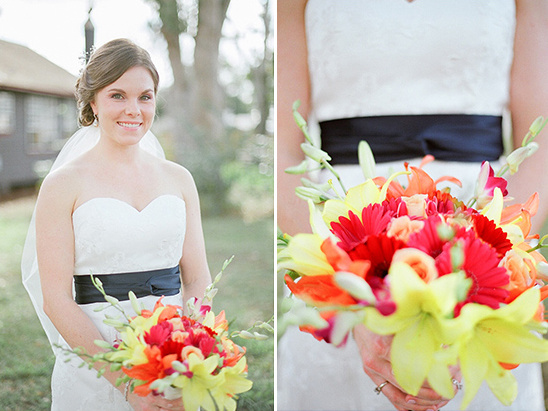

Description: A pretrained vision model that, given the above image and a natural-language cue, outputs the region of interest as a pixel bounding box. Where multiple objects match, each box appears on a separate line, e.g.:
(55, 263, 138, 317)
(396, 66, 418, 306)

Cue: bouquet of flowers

(69, 258, 272, 411)
(278, 103, 548, 409)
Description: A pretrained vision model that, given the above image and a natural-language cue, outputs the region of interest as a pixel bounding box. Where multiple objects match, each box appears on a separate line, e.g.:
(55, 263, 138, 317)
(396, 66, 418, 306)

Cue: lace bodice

(72, 194, 186, 275)
(305, 0, 516, 121)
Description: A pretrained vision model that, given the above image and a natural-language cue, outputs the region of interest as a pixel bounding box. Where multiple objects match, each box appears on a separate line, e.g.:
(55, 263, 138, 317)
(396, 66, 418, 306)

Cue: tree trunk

(253, 0, 272, 136)
(192, 0, 230, 144)
(152, 0, 190, 162)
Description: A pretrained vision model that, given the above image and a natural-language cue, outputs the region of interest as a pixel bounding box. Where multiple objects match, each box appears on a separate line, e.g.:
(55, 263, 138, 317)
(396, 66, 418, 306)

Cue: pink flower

(475, 161, 508, 208)
(144, 321, 173, 346)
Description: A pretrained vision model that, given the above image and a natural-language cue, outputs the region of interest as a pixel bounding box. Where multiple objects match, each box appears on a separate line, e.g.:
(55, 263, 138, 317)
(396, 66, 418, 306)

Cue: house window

(0, 92, 15, 135)
(25, 95, 76, 153)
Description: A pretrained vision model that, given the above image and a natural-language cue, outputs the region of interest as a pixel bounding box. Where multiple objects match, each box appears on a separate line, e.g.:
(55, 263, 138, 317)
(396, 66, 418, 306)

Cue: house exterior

(0, 39, 78, 192)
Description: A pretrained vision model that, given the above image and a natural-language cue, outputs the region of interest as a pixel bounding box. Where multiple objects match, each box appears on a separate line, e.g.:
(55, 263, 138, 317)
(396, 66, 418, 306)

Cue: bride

(22, 38, 211, 410)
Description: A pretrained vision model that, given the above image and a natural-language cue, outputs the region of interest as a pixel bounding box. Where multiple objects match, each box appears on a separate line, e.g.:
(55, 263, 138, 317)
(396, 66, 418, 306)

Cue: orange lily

(500, 193, 539, 239)
(123, 345, 176, 396)
(285, 238, 371, 306)
(374, 157, 461, 200)
(285, 273, 357, 306)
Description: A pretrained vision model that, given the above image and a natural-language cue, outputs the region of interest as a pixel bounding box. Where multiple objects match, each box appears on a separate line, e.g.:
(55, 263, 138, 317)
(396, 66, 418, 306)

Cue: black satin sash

(319, 114, 503, 164)
(74, 266, 181, 305)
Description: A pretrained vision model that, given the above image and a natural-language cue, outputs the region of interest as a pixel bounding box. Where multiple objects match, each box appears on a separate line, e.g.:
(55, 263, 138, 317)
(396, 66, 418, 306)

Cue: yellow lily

(172, 353, 224, 411)
(364, 262, 470, 398)
(277, 233, 334, 277)
(211, 357, 253, 411)
(322, 172, 408, 227)
(455, 287, 548, 409)
(106, 327, 148, 366)
(480, 187, 526, 245)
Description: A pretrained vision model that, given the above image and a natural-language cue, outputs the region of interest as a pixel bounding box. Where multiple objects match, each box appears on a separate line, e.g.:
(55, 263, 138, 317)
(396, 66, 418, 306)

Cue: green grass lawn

(0, 194, 274, 410)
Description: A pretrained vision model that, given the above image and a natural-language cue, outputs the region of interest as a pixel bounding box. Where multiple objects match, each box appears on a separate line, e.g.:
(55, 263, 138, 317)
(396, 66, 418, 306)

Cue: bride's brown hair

(75, 38, 160, 126)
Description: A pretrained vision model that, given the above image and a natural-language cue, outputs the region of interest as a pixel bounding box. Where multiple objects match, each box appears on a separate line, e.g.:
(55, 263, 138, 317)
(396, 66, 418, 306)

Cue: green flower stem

(466, 198, 478, 209)
(495, 164, 510, 178)
(207, 389, 221, 411)
(526, 234, 548, 253)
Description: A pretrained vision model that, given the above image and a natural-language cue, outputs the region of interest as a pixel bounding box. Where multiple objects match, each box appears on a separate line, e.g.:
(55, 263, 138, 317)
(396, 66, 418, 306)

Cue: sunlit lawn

(0, 194, 274, 411)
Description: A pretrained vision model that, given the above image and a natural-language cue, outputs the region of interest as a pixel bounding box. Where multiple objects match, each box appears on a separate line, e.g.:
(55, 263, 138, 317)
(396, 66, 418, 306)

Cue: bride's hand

(127, 391, 185, 411)
(354, 325, 460, 411)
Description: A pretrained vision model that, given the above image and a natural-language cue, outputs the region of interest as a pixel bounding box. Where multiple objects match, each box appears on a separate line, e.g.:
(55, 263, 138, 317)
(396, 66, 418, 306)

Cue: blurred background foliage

(147, 0, 273, 217)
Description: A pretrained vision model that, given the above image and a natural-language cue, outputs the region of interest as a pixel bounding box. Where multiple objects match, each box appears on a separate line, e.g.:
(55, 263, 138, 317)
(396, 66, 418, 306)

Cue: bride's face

(90, 66, 156, 146)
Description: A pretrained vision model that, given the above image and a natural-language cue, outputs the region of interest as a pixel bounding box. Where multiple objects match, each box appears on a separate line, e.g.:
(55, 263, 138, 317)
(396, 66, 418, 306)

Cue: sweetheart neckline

(72, 194, 185, 216)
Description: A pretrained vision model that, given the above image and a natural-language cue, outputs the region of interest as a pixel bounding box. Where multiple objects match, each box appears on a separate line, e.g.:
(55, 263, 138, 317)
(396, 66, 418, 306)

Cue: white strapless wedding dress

(51, 194, 186, 411)
(277, 1, 545, 410)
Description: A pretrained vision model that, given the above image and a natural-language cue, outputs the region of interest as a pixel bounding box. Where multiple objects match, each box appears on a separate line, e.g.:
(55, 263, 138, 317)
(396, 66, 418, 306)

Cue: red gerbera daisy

(349, 234, 405, 288)
(406, 215, 447, 259)
(471, 214, 513, 258)
(144, 321, 173, 346)
(436, 231, 510, 316)
(330, 203, 394, 251)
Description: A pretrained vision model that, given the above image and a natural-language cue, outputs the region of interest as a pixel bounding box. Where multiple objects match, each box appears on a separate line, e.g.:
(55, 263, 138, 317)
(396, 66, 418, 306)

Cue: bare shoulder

(160, 159, 198, 194)
(37, 160, 85, 213)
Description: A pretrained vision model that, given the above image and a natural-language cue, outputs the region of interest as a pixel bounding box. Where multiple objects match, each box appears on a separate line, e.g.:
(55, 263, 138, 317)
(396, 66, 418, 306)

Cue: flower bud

(94, 339, 113, 350)
(280, 297, 294, 313)
(129, 291, 142, 315)
(285, 160, 309, 175)
(258, 322, 275, 333)
(505, 143, 539, 174)
(330, 311, 360, 347)
(171, 360, 188, 373)
(103, 318, 126, 328)
(104, 295, 119, 306)
(358, 140, 376, 180)
(450, 242, 465, 272)
(301, 143, 332, 163)
(292, 100, 307, 129)
(334, 272, 375, 303)
(300, 177, 331, 192)
(252, 332, 269, 340)
(295, 186, 326, 203)
(523, 116, 545, 145)
(238, 330, 255, 339)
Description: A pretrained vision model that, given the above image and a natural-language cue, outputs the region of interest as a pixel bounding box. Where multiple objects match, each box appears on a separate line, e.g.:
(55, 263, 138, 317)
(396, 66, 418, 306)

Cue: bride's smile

(90, 65, 156, 147)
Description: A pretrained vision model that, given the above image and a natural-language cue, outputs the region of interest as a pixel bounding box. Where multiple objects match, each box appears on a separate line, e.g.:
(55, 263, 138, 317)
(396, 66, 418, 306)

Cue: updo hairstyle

(75, 38, 160, 126)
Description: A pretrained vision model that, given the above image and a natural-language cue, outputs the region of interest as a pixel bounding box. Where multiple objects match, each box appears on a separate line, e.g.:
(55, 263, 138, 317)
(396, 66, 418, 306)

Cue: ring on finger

(452, 378, 463, 390)
(374, 380, 390, 395)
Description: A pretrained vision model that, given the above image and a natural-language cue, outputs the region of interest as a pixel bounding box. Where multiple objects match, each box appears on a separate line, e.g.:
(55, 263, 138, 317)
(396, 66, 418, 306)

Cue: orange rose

(500, 249, 535, 302)
(387, 216, 425, 242)
(391, 248, 438, 283)
(402, 194, 428, 218)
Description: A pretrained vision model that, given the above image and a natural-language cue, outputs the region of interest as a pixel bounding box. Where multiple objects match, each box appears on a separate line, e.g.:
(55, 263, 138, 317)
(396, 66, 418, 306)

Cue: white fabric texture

(277, 1, 545, 410)
(306, 0, 515, 121)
